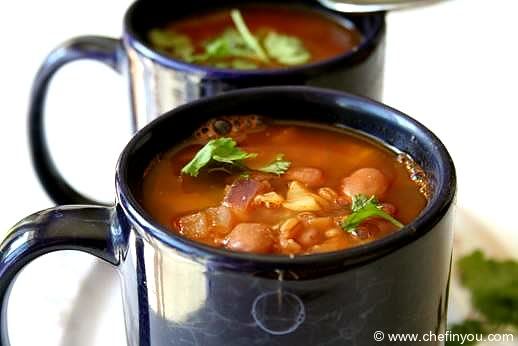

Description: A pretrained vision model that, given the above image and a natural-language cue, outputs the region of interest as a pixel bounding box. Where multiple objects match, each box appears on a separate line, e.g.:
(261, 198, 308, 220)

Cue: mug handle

(28, 36, 123, 206)
(0, 205, 123, 345)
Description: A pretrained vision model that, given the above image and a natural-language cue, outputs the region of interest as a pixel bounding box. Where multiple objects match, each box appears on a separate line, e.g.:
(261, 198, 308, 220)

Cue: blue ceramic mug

(28, 0, 386, 205)
(5, 87, 455, 345)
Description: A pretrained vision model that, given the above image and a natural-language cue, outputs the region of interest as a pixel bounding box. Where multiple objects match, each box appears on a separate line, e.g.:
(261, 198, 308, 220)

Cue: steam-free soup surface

(148, 6, 362, 69)
(141, 117, 428, 255)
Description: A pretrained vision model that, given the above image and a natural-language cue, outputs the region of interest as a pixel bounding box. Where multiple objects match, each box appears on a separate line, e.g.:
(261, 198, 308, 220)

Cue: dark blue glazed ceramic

(28, 0, 385, 205)
(7, 87, 456, 345)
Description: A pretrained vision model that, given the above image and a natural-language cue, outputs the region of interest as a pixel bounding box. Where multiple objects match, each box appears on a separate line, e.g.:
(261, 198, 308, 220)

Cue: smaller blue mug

(28, 0, 386, 205)
(5, 87, 455, 346)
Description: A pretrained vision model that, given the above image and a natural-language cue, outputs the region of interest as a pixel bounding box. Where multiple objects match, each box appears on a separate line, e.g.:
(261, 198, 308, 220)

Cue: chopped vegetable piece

(340, 194, 404, 233)
(223, 178, 262, 213)
(177, 212, 209, 239)
(286, 181, 310, 200)
(254, 192, 285, 208)
(283, 195, 322, 212)
(257, 154, 291, 175)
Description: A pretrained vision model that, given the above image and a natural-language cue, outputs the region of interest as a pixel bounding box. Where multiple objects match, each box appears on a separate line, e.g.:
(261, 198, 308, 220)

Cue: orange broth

(140, 118, 428, 255)
(152, 6, 363, 68)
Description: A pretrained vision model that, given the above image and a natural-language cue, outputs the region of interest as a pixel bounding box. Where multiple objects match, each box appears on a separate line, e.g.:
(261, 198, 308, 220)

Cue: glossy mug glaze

(7, 87, 456, 345)
(28, 0, 385, 205)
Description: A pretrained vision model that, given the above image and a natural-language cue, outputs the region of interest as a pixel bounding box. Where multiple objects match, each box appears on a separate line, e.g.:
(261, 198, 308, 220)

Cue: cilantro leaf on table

(181, 138, 256, 177)
(457, 250, 518, 327)
(446, 320, 487, 346)
(340, 194, 404, 232)
(257, 154, 291, 175)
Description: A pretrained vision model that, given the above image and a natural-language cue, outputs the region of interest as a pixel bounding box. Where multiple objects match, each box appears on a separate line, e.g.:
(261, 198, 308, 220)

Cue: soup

(148, 6, 363, 69)
(140, 116, 429, 256)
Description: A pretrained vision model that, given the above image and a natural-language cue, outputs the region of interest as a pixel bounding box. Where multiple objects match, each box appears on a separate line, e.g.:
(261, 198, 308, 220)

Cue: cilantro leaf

(181, 138, 256, 177)
(231, 59, 259, 70)
(202, 29, 256, 60)
(446, 320, 487, 346)
(148, 29, 194, 61)
(340, 194, 404, 232)
(181, 138, 292, 177)
(458, 250, 518, 327)
(263, 31, 311, 65)
(230, 9, 270, 62)
(257, 154, 291, 175)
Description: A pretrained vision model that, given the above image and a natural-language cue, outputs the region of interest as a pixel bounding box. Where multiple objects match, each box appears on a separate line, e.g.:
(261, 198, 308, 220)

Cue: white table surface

(1, 0, 517, 345)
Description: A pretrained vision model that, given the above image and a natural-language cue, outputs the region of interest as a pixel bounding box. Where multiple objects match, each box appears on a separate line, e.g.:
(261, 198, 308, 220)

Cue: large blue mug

(6, 87, 455, 345)
(28, 0, 386, 205)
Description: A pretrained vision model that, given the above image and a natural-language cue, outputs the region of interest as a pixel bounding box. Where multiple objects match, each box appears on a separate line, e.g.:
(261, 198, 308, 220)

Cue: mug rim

(115, 86, 456, 270)
(122, 0, 385, 78)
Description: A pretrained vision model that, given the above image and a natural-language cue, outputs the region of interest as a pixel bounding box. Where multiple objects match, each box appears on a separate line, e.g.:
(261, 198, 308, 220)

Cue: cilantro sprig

(446, 320, 487, 346)
(263, 32, 311, 66)
(257, 154, 291, 174)
(149, 9, 311, 69)
(340, 194, 404, 233)
(181, 137, 290, 177)
(446, 251, 518, 345)
(457, 251, 518, 327)
(230, 9, 270, 62)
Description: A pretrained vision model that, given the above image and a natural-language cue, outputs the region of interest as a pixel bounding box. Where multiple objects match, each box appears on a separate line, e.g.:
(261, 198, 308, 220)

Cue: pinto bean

(305, 216, 333, 230)
(285, 167, 325, 187)
(297, 228, 324, 247)
(310, 236, 349, 254)
(224, 223, 274, 254)
(341, 168, 389, 199)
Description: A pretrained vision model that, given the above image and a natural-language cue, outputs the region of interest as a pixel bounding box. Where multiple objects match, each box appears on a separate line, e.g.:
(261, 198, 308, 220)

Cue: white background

(0, 0, 517, 345)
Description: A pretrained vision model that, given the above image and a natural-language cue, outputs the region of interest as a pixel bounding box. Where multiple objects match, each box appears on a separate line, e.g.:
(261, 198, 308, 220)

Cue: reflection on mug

(252, 290, 306, 335)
